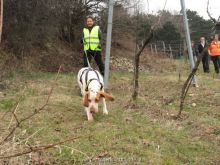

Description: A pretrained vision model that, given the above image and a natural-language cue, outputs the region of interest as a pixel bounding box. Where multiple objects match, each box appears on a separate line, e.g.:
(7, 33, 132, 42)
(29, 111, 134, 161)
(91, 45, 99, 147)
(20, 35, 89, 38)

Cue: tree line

(0, 1, 215, 64)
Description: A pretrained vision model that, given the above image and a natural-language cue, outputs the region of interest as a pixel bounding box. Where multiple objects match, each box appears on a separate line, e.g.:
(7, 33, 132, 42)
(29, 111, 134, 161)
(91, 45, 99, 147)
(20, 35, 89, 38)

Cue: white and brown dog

(77, 67, 114, 121)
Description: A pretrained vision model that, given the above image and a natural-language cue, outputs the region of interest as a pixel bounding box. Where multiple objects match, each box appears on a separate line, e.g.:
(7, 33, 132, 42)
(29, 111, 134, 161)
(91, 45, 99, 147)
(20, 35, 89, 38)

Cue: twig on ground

(7, 103, 19, 129)
(0, 136, 80, 159)
(0, 65, 62, 144)
(62, 145, 90, 159)
(23, 128, 44, 145)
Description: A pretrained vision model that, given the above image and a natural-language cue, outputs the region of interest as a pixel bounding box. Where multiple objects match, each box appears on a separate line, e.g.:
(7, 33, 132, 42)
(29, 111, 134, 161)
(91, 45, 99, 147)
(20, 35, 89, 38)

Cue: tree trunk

(132, 49, 140, 100)
(132, 30, 154, 101)
(0, 0, 3, 43)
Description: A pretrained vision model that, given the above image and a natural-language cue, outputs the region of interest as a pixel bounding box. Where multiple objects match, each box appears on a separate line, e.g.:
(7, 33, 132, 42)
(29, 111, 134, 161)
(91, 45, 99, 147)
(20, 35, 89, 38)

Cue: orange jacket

(208, 41, 220, 56)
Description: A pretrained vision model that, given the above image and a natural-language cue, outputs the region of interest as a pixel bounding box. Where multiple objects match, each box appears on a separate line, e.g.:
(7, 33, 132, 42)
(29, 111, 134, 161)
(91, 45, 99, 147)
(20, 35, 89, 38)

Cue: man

(208, 34, 220, 74)
(191, 41, 198, 63)
(198, 37, 209, 73)
(82, 16, 105, 76)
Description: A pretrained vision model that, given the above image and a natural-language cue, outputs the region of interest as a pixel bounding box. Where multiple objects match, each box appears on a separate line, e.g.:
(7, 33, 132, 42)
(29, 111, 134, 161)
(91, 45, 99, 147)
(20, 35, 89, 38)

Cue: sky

(143, 0, 220, 19)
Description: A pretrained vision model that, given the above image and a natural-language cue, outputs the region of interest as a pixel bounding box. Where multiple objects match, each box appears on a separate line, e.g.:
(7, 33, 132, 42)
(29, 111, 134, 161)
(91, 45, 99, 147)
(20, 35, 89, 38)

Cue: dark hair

(86, 15, 94, 21)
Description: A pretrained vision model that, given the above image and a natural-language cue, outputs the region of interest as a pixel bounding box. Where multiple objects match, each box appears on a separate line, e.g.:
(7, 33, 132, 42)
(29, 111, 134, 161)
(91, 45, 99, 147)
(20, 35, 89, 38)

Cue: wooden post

(137, 44, 140, 51)
(141, 40, 144, 47)
(169, 44, 173, 58)
(0, 0, 3, 43)
(150, 44, 153, 55)
(154, 44, 158, 55)
(162, 41, 166, 55)
(183, 40, 188, 62)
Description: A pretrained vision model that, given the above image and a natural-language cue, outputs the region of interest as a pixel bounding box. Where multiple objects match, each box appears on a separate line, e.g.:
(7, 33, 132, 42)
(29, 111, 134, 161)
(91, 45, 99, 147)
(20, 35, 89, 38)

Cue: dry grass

(0, 59, 220, 164)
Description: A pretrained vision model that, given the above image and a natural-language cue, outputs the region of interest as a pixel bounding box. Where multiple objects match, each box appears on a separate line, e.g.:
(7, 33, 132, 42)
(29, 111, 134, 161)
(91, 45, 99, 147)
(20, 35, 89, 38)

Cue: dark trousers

(83, 50, 105, 76)
(211, 56, 220, 73)
(202, 55, 209, 73)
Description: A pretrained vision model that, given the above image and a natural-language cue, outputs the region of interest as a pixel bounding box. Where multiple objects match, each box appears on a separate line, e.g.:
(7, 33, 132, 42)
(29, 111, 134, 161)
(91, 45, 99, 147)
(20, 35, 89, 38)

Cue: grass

(0, 98, 15, 110)
(0, 62, 220, 164)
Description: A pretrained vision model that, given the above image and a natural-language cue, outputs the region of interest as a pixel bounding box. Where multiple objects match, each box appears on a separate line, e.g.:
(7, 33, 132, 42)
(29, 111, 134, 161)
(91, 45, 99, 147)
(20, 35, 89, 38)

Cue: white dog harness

(80, 68, 103, 91)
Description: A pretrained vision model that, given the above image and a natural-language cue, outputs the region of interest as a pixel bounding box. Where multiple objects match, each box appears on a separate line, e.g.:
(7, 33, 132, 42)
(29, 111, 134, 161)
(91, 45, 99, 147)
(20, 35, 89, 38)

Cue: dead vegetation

(0, 0, 219, 163)
(0, 53, 219, 164)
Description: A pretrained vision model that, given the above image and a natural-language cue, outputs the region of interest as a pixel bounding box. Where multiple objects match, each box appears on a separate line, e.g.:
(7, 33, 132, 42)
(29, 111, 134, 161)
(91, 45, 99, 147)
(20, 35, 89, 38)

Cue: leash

(83, 39, 100, 68)
(83, 39, 92, 68)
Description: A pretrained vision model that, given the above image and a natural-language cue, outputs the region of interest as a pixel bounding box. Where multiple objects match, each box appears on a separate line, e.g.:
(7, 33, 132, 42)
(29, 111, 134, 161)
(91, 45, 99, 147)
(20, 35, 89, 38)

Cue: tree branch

(177, 48, 208, 118)
(207, 0, 216, 23)
(132, 29, 154, 100)
(0, 65, 62, 144)
(131, 0, 169, 101)
(0, 136, 80, 159)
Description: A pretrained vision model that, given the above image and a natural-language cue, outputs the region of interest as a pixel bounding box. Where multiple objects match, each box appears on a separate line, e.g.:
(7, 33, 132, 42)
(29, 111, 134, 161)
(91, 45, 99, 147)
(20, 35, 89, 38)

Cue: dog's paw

(87, 114, 94, 121)
(88, 117, 94, 121)
(103, 111, 108, 115)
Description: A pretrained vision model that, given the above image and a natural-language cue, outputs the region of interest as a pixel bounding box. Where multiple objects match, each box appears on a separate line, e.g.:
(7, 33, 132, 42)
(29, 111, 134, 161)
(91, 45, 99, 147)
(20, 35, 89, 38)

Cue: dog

(77, 67, 114, 121)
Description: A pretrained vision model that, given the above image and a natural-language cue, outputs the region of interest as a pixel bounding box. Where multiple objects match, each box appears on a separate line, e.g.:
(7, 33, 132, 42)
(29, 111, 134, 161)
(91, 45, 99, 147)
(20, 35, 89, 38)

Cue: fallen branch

(177, 48, 208, 118)
(0, 136, 80, 159)
(0, 65, 62, 144)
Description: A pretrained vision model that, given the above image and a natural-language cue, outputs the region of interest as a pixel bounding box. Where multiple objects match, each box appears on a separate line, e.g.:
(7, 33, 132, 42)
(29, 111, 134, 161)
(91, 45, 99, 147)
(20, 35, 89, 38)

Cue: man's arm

(98, 28, 103, 47)
(197, 44, 202, 53)
(81, 30, 84, 44)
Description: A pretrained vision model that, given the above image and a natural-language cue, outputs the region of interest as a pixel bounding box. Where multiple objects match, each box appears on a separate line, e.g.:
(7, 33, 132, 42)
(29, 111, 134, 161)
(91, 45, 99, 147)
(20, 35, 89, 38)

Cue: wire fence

(135, 40, 186, 59)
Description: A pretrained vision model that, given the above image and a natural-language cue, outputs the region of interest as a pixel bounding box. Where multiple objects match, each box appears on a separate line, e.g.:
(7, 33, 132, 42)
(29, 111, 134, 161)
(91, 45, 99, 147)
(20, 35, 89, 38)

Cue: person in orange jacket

(208, 34, 220, 74)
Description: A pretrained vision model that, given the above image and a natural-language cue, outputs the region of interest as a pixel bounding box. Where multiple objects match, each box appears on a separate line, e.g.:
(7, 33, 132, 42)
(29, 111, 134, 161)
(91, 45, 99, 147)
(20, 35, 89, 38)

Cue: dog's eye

(95, 98, 99, 103)
(88, 99, 91, 102)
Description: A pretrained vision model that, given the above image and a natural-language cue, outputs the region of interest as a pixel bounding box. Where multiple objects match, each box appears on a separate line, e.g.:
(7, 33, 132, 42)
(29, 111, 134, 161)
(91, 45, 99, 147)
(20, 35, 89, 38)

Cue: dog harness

(80, 68, 103, 91)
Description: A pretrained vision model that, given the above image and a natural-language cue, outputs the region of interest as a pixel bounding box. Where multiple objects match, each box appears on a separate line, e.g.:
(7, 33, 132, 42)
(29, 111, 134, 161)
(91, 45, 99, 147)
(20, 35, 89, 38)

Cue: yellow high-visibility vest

(83, 26, 101, 51)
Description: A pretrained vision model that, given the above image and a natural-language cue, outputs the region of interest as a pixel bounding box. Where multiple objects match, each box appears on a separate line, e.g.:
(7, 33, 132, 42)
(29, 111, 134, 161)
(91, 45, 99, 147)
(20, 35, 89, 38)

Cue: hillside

(0, 58, 220, 164)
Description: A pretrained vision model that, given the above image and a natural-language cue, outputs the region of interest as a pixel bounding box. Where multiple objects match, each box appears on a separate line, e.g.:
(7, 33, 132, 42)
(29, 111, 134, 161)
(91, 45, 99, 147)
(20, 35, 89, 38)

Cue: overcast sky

(143, 0, 220, 19)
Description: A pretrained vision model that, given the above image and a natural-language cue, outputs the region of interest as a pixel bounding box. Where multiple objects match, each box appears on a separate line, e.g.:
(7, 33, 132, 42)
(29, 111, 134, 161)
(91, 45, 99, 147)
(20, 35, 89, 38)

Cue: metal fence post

(180, 0, 198, 86)
(104, 0, 114, 89)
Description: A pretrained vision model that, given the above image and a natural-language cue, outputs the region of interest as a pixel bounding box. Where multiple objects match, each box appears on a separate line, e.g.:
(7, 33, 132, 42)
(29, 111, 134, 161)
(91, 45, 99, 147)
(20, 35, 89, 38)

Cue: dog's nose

(90, 107, 96, 113)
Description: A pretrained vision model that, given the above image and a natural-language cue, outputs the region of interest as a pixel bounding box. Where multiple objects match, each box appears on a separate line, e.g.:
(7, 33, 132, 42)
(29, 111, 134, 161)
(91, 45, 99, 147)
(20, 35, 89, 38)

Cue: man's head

(200, 37, 205, 43)
(86, 16, 94, 28)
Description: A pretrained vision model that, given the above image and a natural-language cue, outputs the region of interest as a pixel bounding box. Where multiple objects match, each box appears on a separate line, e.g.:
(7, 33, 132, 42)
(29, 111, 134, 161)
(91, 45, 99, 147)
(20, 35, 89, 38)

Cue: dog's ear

(98, 91, 114, 101)
(95, 92, 101, 102)
(83, 92, 90, 107)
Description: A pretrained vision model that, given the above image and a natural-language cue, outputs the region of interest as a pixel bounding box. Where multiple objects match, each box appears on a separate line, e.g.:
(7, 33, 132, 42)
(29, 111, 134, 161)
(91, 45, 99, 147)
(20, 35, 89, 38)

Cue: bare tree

(132, 0, 168, 101)
(0, 0, 3, 43)
(0, 65, 81, 163)
(132, 30, 154, 100)
(177, 48, 208, 118)
(207, 0, 220, 33)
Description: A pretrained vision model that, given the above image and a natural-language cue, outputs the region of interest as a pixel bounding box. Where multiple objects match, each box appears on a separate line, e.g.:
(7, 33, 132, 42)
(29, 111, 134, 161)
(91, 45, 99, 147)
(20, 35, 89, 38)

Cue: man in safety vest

(82, 16, 105, 76)
(208, 34, 220, 74)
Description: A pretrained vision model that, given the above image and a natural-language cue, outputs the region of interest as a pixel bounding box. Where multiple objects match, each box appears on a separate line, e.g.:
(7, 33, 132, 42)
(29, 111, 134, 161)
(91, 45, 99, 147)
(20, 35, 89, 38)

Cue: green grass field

(0, 63, 220, 164)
